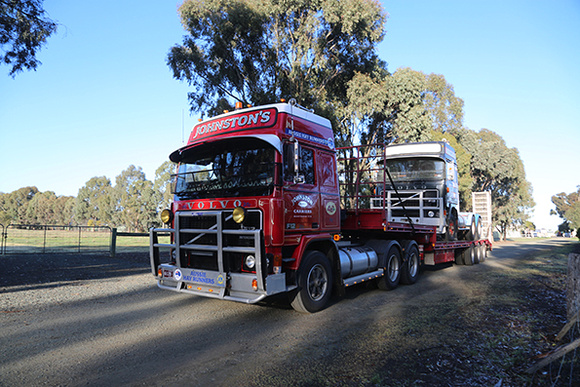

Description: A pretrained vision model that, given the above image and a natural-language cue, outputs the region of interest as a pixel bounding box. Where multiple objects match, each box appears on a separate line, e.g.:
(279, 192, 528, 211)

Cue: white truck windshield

(385, 157, 445, 181)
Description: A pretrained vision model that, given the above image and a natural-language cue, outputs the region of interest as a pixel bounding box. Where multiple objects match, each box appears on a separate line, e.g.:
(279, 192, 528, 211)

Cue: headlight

(233, 206, 246, 224)
(160, 209, 173, 224)
(245, 255, 256, 269)
(428, 211, 435, 218)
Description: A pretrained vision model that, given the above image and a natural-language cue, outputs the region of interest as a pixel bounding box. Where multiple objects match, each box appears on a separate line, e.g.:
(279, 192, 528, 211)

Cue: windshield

(385, 157, 445, 181)
(172, 138, 278, 199)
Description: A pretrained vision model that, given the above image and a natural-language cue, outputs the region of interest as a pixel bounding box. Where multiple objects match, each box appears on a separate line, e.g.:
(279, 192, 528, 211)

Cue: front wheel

(446, 210, 458, 241)
(290, 251, 333, 313)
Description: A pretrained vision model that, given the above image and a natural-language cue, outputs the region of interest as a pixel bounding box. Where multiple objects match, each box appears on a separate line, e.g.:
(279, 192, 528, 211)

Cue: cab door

(282, 142, 320, 232)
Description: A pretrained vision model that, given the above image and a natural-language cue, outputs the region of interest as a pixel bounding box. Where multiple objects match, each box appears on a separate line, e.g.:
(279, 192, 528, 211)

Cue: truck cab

(380, 142, 460, 240)
(150, 101, 340, 310)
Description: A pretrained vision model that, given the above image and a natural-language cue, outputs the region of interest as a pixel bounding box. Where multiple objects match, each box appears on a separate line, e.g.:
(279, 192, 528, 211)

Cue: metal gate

(1, 225, 112, 255)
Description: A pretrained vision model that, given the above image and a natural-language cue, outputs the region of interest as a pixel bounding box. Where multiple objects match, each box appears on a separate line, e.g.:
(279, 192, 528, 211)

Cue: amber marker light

(252, 279, 258, 291)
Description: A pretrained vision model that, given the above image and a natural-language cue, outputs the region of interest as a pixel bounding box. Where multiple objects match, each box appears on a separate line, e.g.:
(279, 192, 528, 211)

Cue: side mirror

(284, 140, 304, 184)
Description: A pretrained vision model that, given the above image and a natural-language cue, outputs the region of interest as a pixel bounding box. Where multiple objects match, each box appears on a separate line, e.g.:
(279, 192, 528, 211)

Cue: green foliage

(74, 176, 114, 227)
(350, 68, 465, 146)
(551, 187, 580, 229)
(0, 186, 38, 224)
(154, 161, 176, 212)
(457, 128, 534, 239)
(423, 72, 464, 134)
(168, 0, 386, 119)
(113, 165, 157, 232)
(0, 187, 75, 226)
(0, 0, 57, 76)
(0, 161, 177, 232)
(384, 67, 433, 143)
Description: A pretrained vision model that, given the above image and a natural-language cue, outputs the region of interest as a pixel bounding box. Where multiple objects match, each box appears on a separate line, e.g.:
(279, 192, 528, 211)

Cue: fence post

(0, 224, 4, 255)
(567, 253, 580, 320)
(78, 227, 82, 253)
(43, 226, 47, 254)
(110, 228, 117, 257)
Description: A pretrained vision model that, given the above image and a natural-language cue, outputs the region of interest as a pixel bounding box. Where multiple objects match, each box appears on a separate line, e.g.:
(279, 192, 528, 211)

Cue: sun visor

(167, 134, 282, 163)
(169, 149, 183, 163)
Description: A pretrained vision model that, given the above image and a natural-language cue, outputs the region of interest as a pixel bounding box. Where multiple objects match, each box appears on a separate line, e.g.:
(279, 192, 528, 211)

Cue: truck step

(343, 269, 384, 287)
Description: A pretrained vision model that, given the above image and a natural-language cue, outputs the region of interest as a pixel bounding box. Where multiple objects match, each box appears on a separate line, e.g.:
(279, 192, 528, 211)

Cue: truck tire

(455, 248, 465, 265)
(400, 242, 420, 285)
(377, 245, 401, 290)
(446, 210, 458, 241)
(476, 243, 486, 263)
(290, 251, 333, 313)
(466, 217, 477, 241)
(464, 244, 475, 266)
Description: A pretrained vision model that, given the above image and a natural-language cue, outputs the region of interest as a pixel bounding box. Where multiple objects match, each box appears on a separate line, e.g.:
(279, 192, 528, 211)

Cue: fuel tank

(339, 246, 379, 279)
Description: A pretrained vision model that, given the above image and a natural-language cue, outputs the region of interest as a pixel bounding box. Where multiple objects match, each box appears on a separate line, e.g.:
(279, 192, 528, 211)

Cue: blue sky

(1, 0, 578, 230)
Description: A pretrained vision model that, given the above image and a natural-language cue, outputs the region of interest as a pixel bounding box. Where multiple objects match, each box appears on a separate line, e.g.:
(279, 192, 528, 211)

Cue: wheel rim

(307, 263, 328, 301)
(408, 251, 419, 277)
(387, 254, 400, 281)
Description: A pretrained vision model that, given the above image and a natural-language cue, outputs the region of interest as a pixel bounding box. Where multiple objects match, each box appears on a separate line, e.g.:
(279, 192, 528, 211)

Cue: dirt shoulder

(0, 239, 578, 386)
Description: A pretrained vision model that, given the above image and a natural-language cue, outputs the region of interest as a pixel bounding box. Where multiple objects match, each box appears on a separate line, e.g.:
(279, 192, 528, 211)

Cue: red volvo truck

(150, 100, 490, 313)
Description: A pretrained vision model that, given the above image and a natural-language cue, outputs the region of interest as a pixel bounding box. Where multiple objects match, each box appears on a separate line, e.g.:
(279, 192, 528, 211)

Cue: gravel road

(0, 238, 575, 386)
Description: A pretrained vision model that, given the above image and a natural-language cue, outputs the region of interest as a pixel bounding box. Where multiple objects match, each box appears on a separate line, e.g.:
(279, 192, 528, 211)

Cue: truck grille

(176, 209, 263, 273)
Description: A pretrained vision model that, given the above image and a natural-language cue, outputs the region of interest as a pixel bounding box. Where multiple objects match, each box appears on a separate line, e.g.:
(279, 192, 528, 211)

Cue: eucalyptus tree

(0, 186, 38, 224)
(551, 187, 580, 231)
(167, 0, 387, 128)
(74, 176, 114, 227)
(458, 128, 534, 240)
(113, 166, 157, 232)
(153, 160, 176, 215)
(0, 0, 57, 76)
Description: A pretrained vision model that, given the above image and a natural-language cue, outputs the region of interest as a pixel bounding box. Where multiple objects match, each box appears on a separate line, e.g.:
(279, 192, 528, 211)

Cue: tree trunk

(567, 253, 580, 320)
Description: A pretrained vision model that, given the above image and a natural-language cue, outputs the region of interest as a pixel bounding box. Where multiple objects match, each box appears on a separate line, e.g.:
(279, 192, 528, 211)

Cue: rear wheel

(401, 243, 420, 285)
(477, 243, 486, 263)
(290, 251, 333, 313)
(474, 243, 481, 264)
(377, 246, 402, 290)
(463, 244, 475, 266)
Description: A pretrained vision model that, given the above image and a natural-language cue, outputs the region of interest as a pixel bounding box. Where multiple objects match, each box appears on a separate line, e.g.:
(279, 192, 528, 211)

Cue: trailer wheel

(290, 251, 333, 313)
(455, 248, 465, 265)
(476, 243, 486, 263)
(464, 244, 475, 266)
(377, 246, 401, 290)
(401, 243, 420, 285)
